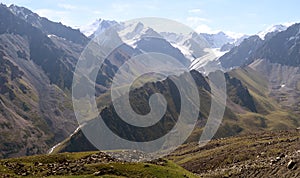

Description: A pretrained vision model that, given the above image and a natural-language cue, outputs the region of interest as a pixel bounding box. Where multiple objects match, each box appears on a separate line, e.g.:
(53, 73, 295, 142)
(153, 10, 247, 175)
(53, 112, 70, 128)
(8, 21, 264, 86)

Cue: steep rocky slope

(0, 4, 82, 158)
(0, 4, 148, 158)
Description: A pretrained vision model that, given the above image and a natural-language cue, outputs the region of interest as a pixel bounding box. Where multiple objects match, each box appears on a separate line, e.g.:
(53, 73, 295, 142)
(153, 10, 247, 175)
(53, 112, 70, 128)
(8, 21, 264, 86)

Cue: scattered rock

(287, 160, 296, 169)
(270, 159, 276, 164)
(93, 171, 102, 176)
(147, 158, 167, 166)
(276, 157, 281, 161)
(71, 168, 77, 173)
(279, 153, 285, 158)
(21, 172, 28, 176)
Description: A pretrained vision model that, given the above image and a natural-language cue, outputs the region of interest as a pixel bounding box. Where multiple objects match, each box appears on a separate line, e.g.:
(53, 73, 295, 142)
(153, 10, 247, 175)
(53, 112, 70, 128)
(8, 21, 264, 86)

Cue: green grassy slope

(227, 67, 299, 132)
(0, 151, 197, 177)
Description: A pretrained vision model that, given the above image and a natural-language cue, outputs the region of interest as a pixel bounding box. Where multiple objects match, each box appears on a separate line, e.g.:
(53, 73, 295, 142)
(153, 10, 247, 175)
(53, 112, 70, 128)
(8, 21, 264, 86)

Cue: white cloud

(34, 9, 75, 26)
(186, 17, 210, 25)
(186, 17, 215, 33)
(111, 3, 131, 12)
(58, 3, 77, 10)
(188, 8, 202, 14)
(35, 9, 67, 19)
(92, 10, 102, 15)
(112, 1, 160, 11)
(246, 13, 257, 17)
(195, 24, 218, 34)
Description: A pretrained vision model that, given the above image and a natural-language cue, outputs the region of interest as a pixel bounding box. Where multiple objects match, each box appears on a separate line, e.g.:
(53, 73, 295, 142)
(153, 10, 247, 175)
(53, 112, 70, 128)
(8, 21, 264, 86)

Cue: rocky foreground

(169, 129, 300, 177)
(0, 129, 299, 177)
(0, 151, 195, 177)
(1, 152, 119, 176)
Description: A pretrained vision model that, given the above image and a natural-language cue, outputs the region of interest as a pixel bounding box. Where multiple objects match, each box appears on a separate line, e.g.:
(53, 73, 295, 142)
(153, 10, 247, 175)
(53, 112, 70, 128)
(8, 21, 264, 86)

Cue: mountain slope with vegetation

(0, 151, 197, 177)
(51, 66, 299, 153)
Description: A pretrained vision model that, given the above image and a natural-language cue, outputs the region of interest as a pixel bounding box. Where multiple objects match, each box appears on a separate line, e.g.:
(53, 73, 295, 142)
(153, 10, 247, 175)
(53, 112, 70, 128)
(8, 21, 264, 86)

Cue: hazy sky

(1, 0, 300, 36)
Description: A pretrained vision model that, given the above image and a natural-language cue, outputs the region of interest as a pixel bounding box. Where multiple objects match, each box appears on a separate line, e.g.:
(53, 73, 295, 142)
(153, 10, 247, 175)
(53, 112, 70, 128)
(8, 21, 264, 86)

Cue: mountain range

(0, 3, 299, 168)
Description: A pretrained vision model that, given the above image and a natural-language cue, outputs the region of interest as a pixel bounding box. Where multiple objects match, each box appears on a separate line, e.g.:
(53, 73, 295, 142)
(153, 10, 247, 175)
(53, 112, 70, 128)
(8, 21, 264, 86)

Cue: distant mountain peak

(216, 31, 226, 36)
(199, 31, 235, 48)
(257, 24, 288, 39)
(117, 21, 162, 46)
(80, 18, 119, 37)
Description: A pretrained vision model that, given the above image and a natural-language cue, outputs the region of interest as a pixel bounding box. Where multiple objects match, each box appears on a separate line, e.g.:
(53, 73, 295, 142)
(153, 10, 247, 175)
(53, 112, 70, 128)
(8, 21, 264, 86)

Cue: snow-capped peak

(199, 31, 235, 48)
(257, 24, 288, 40)
(118, 21, 161, 46)
(80, 18, 119, 37)
(225, 31, 248, 41)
